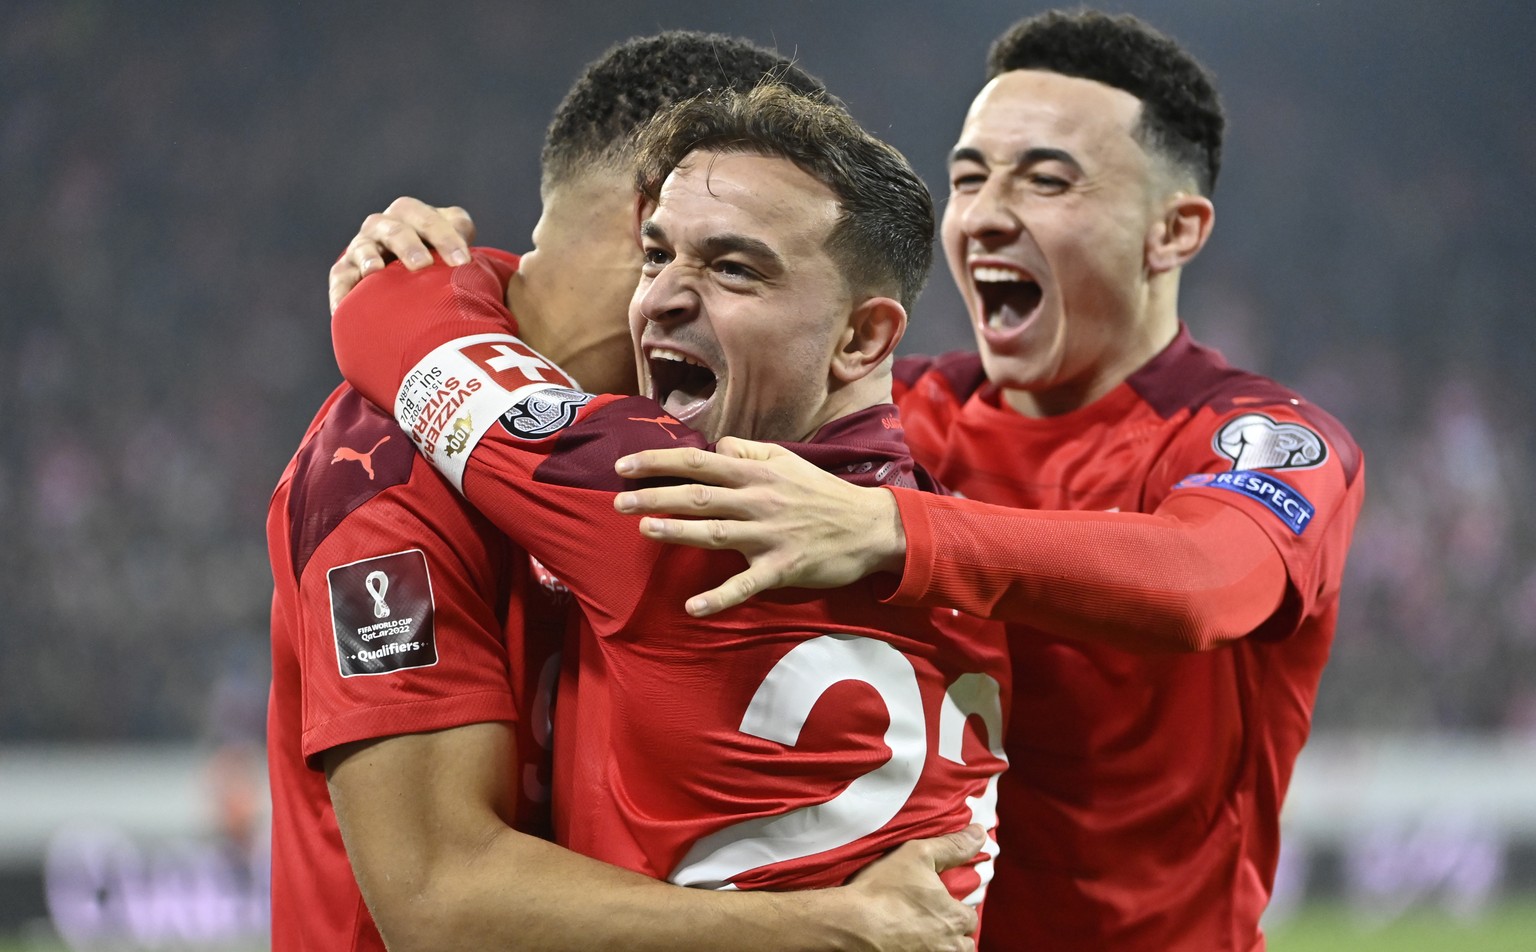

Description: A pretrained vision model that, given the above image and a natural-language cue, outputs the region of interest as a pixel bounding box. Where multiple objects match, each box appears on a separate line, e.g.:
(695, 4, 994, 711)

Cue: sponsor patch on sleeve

(394, 333, 576, 491)
(499, 387, 593, 440)
(1173, 471, 1316, 535)
(328, 549, 438, 677)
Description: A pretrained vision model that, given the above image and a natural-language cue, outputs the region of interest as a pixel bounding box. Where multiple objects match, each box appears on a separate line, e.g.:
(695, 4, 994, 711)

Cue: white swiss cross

(485, 344, 552, 381)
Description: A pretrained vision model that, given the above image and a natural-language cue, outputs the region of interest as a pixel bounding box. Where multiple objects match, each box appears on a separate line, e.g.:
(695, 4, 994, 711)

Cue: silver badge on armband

(499, 387, 593, 440)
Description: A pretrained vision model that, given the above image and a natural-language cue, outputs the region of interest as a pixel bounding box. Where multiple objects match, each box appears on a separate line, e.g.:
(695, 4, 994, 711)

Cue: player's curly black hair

(987, 10, 1224, 195)
(634, 83, 934, 311)
(541, 31, 829, 191)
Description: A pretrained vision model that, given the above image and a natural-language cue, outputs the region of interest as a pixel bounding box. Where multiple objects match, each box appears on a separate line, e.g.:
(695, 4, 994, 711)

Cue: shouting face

(631, 150, 858, 443)
(943, 69, 1178, 416)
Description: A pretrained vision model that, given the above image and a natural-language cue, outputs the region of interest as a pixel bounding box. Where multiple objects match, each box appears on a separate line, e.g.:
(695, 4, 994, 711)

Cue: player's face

(631, 150, 854, 443)
(942, 69, 1168, 415)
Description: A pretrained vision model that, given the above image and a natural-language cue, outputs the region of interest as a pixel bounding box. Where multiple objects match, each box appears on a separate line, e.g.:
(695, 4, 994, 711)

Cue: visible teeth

(972, 265, 1029, 283)
(650, 347, 707, 369)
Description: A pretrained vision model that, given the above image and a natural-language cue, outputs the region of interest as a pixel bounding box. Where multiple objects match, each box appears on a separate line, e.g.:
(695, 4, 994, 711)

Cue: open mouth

(647, 347, 718, 420)
(972, 264, 1042, 332)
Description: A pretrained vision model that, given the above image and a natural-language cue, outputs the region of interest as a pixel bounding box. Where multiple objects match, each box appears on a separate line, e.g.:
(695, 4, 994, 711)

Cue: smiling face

(630, 150, 857, 443)
(943, 69, 1179, 416)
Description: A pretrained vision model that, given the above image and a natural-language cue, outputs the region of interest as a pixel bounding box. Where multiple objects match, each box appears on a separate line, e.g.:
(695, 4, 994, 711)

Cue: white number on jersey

(668, 633, 1004, 906)
(939, 672, 1007, 904)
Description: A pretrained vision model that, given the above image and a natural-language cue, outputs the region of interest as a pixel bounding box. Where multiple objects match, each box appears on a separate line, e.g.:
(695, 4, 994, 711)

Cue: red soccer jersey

(267, 310, 563, 946)
(889, 329, 1364, 952)
(331, 257, 1012, 905)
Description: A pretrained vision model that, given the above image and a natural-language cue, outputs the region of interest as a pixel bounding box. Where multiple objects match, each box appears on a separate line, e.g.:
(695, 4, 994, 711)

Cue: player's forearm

(386, 832, 886, 952)
(888, 488, 1287, 652)
(330, 725, 886, 952)
(331, 256, 514, 413)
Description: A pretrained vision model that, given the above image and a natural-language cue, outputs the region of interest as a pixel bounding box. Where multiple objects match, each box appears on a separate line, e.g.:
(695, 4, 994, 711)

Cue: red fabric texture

(890, 331, 1364, 951)
(268, 252, 562, 951)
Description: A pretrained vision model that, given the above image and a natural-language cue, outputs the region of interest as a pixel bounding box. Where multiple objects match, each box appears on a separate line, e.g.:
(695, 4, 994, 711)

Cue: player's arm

(877, 487, 1285, 652)
(331, 251, 521, 414)
(326, 721, 982, 952)
(612, 439, 909, 616)
(611, 439, 1286, 652)
(330, 253, 649, 561)
(329, 197, 476, 313)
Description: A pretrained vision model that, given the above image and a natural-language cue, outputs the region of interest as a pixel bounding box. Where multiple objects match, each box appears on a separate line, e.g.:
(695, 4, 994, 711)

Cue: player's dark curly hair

(634, 83, 934, 311)
(987, 10, 1224, 194)
(541, 31, 829, 192)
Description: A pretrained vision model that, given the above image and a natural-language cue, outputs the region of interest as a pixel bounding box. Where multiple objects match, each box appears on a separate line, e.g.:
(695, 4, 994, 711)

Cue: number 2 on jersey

(669, 632, 1004, 902)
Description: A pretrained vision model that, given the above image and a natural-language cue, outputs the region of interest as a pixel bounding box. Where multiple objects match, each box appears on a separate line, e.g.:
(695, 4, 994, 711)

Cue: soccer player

(270, 32, 980, 952)
(604, 11, 1367, 951)
(330, 81, 1008, 936)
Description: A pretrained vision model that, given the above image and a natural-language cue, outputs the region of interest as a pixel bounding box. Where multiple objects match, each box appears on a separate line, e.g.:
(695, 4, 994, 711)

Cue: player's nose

(635, 262, 700, 326)
(957, 174, 1024, 244)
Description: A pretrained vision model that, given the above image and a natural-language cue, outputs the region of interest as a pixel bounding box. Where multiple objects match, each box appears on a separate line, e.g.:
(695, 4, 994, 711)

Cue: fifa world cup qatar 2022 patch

(328, 549, 437, 677)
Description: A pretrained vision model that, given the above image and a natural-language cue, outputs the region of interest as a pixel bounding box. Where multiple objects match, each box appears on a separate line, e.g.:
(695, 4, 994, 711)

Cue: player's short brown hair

(633, 83, 934, 311)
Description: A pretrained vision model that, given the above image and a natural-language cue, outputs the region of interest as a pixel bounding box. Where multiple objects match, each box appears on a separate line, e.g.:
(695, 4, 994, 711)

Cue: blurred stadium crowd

(2, 1, 1533, 744)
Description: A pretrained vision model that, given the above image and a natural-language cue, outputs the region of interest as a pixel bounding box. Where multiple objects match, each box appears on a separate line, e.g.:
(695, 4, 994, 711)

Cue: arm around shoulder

(885, 487, 1288, 653)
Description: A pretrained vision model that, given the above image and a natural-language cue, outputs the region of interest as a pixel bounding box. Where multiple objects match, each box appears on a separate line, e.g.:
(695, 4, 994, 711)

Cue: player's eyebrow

(949, 145, 1084, 175)
(641, 220, 785, 274)
(698, 234, 785, 273)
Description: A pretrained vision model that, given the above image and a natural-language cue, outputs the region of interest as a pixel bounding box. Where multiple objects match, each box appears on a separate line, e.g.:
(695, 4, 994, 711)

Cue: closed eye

(950, 170, 987, 193)
(713, 259, 759, 281)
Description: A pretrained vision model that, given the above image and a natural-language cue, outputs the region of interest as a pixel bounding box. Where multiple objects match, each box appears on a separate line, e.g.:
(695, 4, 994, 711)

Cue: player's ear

(632, 193, 656, 249)
(1146, 192, 1214, 274)
(831, 296, 906, 384)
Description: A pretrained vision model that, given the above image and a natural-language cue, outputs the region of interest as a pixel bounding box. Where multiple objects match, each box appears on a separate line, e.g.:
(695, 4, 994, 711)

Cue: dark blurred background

(3, 0, 1535, 946)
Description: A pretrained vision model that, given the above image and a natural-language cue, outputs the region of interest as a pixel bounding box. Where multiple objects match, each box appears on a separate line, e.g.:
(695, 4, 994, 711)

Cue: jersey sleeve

(268, 394, 527, 767)
(886, 398, 1363, 651)
(1144, 399, 1366, 636)
(292, 476, 521, 763)
(887, 486, 1288, 652)
(332, 251, 527, 417)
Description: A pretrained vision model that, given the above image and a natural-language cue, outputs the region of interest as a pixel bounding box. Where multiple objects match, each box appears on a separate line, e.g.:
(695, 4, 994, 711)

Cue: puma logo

(628, 415, 683, 440)
(332, 436, 391, 480)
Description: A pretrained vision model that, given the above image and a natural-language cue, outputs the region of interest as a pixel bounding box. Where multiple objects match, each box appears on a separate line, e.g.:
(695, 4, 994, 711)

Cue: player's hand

(329, 197, 477, 313)
(612, 437, 907, 616)
(838, 825, 984, 952)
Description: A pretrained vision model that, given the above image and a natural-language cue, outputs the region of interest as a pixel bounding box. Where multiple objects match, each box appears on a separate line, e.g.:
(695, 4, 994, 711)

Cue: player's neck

(503, 253, 637, 396)
(801, 370, 895, 442)
(508, 173, 644, 395)
(1002, 278, 1181, 418)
